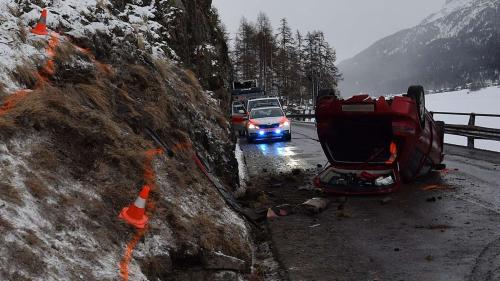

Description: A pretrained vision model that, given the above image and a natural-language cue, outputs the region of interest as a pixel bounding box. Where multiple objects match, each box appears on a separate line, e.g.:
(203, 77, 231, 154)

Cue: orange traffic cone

(119, 185, 151, 229)
(31, 9, 49, 35)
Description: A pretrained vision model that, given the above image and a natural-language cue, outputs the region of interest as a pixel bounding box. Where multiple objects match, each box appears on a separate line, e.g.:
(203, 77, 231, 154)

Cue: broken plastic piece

(375, 176, 394, 186)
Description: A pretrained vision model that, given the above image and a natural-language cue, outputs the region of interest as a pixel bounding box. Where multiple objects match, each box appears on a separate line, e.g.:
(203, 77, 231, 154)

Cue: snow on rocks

(0, 0, 180, 92)
(0, 134, 124, 280)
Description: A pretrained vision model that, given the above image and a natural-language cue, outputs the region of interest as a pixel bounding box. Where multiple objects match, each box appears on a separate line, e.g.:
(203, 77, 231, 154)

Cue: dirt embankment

(0, 21, 252, 281)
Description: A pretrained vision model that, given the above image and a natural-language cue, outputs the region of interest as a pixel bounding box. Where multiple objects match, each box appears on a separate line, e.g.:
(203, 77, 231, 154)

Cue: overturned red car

(314, 86, 445, 194)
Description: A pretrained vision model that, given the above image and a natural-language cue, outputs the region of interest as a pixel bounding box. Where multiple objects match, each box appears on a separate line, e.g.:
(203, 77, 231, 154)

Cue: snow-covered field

(427, 86, 500, 152)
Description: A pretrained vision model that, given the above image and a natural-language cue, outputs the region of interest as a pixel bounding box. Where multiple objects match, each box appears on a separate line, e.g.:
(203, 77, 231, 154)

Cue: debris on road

(266, 204, 297, 219)
(309, 224, 321, 228)
(415, 224, 452, 230)
(421, 184, 453, 191)
(267, 208, 279, 219)
(202, 251, 249, 273)
(273, 204, 295, 216)
(336, 209, 352, 218)
(380, 197, 393, 205)
(299, 197, 331, 214)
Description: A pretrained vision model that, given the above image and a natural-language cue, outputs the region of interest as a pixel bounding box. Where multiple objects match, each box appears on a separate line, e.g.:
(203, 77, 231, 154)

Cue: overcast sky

(212, 0, 446, 62)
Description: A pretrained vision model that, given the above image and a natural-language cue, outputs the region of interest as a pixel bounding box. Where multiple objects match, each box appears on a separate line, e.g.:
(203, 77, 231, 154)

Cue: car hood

(252, 117, 282, 125)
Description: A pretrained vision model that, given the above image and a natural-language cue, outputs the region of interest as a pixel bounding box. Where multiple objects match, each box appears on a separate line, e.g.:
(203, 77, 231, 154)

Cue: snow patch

(234, 142, 248, 197)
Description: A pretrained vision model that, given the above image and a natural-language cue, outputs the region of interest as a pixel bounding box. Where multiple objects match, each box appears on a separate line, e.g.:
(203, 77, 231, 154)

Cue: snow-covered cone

(31, 9, 49, 35)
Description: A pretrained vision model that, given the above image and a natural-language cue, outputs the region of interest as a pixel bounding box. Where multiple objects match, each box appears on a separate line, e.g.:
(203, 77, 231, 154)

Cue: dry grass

(17, 18, 27, 43)
(11, 64, 38, 89)
(0, 182, 24, 206)
(0, 82, 5, 97)
(6, 3, 23, 17)
(27, 144, 59, 171)
(54, 42, 80, 64)
(23, 173, 48, 199)
(7, 242, 46, 275)
(0, 47, 247, 274)
(0, 215, 14, 231)
(193, 213, 221, 251)
(22, 229, 43, 247)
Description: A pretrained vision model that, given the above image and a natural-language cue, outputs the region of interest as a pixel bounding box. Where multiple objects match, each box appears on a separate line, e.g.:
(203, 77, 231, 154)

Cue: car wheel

(284, 133, 292, 142)
(407, 85, 426, 129)
(246, 135, 253, 143)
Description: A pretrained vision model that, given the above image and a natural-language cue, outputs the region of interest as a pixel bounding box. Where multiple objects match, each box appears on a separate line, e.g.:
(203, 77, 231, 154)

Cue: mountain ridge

(339, 0, 500, 96)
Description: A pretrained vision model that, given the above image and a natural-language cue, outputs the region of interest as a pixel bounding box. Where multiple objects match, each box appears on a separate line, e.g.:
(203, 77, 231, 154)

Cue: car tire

(407, 85, 426, 129)
(284, 133, 292, 142)
(246, 135, 253, 143)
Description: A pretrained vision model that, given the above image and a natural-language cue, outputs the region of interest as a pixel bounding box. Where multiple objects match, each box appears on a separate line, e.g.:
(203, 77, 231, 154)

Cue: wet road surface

(239, 122, 500, 281)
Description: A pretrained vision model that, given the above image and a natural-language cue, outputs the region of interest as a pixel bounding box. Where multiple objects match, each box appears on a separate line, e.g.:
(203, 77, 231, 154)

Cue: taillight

(386, 142, 398, 164)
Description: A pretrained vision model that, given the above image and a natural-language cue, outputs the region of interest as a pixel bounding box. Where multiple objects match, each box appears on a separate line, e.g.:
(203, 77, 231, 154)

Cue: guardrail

(430, 112, 500, 149)
(287, 111, 500, 149)
(286, 114, 315, 120)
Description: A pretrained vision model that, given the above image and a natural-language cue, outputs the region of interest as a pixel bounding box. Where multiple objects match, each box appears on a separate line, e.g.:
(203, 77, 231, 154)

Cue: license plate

(342, 104, 375, 112)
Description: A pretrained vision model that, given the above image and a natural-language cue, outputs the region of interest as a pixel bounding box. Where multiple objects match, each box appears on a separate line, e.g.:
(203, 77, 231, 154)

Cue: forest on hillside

(230, 13, 341, 105)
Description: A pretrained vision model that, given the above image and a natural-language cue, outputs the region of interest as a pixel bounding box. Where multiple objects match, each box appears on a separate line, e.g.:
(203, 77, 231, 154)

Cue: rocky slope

(0, 1, 253, 280)
(339, 0, 500, 96)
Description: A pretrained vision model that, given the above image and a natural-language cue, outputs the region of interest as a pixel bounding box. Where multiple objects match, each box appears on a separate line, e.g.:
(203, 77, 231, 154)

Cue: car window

(232, 105, 245, 114)
(250, 108, 284, 119)
(248, 99, 280, 111)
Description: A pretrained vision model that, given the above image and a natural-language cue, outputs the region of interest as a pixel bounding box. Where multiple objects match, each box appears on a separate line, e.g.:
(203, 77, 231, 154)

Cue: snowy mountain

(339, 0, 500, 96)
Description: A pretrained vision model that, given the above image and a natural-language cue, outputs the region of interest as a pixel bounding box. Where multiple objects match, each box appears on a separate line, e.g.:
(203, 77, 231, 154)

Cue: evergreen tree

(230, 16, 340, 106)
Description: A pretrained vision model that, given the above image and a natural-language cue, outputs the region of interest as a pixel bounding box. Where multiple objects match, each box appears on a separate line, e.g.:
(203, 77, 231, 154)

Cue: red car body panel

(314, 94, 444, 195)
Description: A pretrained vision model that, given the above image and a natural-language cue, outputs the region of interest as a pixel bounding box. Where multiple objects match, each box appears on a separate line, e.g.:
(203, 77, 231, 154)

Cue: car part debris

(375, 176, 395, 186)
(380, 197, 393, 205)
(300, 197, 331, 214)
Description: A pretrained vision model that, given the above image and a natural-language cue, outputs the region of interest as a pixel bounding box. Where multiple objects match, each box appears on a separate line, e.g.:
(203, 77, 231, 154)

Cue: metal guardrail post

(468, 113, 476, 148)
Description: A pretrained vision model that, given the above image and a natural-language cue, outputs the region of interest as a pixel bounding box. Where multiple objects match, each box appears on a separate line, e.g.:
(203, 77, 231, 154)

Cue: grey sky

(212, 0, 446, 62)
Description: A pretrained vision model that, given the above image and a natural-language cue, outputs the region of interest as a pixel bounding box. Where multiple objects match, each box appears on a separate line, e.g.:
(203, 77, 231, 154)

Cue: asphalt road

(239, 122, 500, 281)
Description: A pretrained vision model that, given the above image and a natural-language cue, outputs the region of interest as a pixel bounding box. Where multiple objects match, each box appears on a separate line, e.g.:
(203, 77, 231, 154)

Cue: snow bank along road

(239, 122, 500, 281)
(427, 86, 500, 152)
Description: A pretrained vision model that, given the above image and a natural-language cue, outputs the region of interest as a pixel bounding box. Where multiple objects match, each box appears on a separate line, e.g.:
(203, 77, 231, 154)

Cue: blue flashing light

(259, 131, 265, 136)
(275, 129, 282, 134)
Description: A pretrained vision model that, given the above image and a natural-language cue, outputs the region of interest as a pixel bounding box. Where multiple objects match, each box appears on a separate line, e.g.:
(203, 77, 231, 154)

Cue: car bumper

(248, 128, 290, 139)
(314, 164, 401, 195)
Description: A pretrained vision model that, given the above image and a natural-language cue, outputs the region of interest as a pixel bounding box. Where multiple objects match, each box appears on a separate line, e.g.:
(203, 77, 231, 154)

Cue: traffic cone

(119, 185, 151, 229)
(31, 9, 49, 35)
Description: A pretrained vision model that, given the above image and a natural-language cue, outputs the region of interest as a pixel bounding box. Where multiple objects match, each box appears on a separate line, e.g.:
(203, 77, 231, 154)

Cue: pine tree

(275, 18, 295, 100)
(233, 17, 258, 80)
(230, 16, 340, 105)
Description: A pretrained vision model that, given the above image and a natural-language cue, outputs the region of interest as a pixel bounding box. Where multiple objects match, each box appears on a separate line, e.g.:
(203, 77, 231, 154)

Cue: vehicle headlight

(248, 123, 259, 129)
(280, 121, 290, 127)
